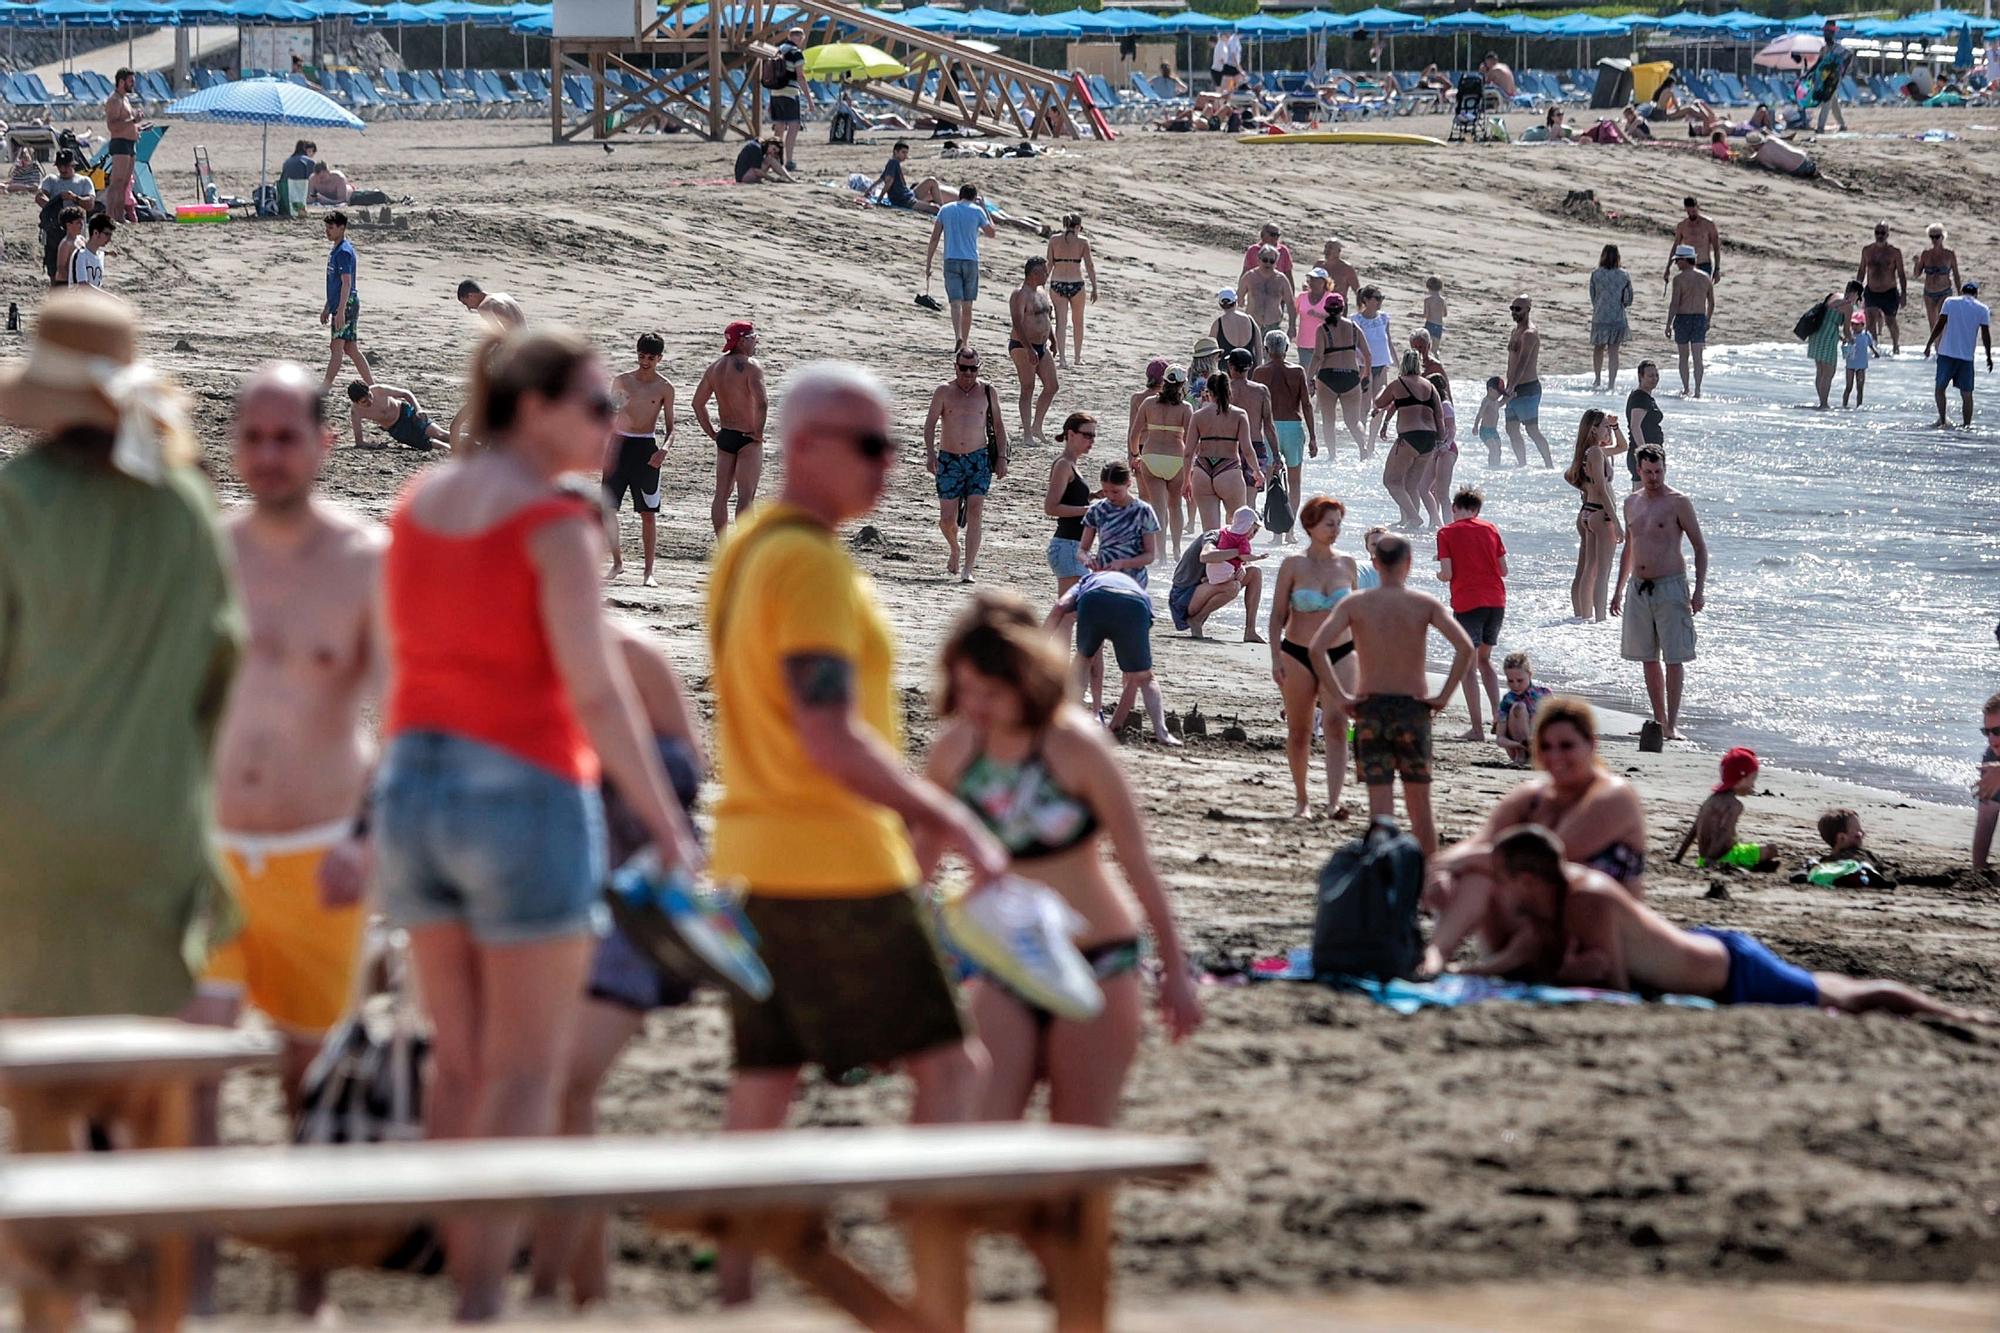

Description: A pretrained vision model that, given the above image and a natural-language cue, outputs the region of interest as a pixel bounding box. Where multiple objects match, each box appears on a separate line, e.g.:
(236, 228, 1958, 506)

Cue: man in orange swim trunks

(193, 362, 384, 1100)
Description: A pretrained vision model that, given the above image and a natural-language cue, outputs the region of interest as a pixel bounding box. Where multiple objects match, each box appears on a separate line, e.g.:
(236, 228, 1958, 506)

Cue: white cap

(1228, 506, 1260, 535)
(1673, 244, 1697, 260)
(1308, 266, 1329, 279)
(1217, 287, 1238, 305)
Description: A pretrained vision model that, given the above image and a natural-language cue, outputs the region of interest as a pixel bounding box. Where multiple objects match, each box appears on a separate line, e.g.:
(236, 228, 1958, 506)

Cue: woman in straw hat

(0, 289, 244, 1018)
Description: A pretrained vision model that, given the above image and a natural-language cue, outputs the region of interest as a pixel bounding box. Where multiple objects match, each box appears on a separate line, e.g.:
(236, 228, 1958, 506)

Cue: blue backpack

(1312, 816, 1425, 981)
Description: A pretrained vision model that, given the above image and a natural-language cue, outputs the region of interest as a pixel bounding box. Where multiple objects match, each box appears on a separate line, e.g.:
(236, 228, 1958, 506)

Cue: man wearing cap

(1922, 279, 1992, 430)
(1007, 255, 1058, 444)
(1858, 222, 1908, 355)
(692, 320, 769, 535)
(1238, 245, 1297, 346)
(0, 291, 243, 1020)
(1666, 196, 1722, 283)
(766, 26, 813, 172)
(1666, 246, 1714, 398)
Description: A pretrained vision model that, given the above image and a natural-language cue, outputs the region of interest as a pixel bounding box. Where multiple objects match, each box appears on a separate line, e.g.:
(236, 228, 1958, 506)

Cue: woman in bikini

(1313, 294, 1372, 460)
(1915, 223, 1962, 333)
(926, 594, 1200, 1125)
(1185, 371, 1258, 536)
(1370, 349, 1441, 530)
(1563, 408, 1625, 622)
(1420, 697, 1649, 978)
(1209, 287, 1263, 369)
(1267, 495, 1359, 820)
(1126, 364, 1193, 559)
(1045, 213, 1098, 368)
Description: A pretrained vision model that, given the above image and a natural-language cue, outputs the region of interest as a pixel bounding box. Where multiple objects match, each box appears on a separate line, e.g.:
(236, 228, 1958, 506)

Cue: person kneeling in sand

(347, 381, 450, 451)
(1186, 506, 1267, 642)
(1492, 825, 1984, 1020)
(1673, 746, 1778, 870)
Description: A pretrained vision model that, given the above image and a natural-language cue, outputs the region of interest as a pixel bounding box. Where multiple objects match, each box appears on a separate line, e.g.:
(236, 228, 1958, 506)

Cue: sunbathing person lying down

(1488, 824, 1986, 1020)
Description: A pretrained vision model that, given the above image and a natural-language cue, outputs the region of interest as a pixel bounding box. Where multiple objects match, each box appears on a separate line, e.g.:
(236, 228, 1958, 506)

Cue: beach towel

(1252, 947, 1715, 1011)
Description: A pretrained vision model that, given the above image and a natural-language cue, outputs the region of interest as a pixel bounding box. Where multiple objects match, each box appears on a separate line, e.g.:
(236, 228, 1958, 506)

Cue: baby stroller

(1447, 74, 1493, 143)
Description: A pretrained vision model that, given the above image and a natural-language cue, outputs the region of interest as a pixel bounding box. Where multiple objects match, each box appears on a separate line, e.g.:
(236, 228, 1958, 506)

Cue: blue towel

(1256, 946, 1714, 1012)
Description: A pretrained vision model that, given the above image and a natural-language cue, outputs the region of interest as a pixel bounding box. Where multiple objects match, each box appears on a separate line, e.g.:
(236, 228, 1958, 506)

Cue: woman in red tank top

(373, 328, 699, 1321)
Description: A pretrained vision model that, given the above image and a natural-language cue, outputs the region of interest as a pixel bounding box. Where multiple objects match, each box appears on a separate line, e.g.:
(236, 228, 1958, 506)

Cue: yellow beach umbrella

(802, 42, 909, 81)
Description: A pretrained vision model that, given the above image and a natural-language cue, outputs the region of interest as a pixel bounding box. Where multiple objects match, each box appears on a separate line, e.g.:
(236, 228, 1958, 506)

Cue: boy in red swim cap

(1673, 746, 1777, 870)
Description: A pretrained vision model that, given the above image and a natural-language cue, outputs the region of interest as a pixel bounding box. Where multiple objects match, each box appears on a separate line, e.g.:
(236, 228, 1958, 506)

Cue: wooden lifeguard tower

(547, 0, 1104, 143)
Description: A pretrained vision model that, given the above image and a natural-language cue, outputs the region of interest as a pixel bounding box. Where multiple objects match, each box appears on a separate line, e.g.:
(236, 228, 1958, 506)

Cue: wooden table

(0, 1125, 1207, 1333)
(0, 1016, 280, 1332)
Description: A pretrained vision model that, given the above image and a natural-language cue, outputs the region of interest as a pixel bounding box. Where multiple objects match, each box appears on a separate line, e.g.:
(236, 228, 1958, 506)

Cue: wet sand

(5, 107, 1999, 1321)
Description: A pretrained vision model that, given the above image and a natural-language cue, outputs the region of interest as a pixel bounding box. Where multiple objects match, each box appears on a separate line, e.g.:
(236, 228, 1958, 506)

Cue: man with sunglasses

(1858, 222, 1908, 355)
(708, 362, 1005, 1308)
(923, 349, 1008, 583)
(1500, 295, 1552, 468)
(692, 320, 769, 535)
(1976, 692, 2000, 876)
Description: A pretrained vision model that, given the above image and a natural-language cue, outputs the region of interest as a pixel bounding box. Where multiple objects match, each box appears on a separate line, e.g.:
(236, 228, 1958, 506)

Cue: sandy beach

(5, 106, 2000, 1322)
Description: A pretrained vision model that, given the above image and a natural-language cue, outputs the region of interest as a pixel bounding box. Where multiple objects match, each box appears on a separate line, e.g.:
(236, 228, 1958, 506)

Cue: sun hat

(1228, 506, 1260, 535)
(1308, 266, 1330, 280)
(1673, 244, 1697, 260)
(1715, 746, 1759, 793)
(1217, 287, 1238, 306)
(0, 290, 191, 483)
(1743, 130, 1765, 146)
(1191, 335, 1220, 357)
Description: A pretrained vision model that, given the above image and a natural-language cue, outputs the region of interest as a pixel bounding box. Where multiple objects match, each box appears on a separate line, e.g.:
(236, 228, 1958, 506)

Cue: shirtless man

(1665, 248, 1715, 398)
(1251, 329, 1316, 532)
(345, 380, 450, 452)
(1501, 295, 1552, 468)
(192, 366, 384, 1282)
(1858, 221, 1908, 354)
(1665, 196, 1722, 283)
(924, 347, 1009, 582)
(603, 331, 674, 584)
(1008, 256, 1059, 443)
(105, 67, 145, 222)
(1224, 347, 1279, 483)
(1478, 51, 1518, 101)
(1488, 825, 1982, 1020)
(1321, 239, 1360, 308)
(1611, 445, 1708, 741)
(691, 320, 769, 535)
(1306, 533, 1474, 854)
(1237, 246, 1297, 344)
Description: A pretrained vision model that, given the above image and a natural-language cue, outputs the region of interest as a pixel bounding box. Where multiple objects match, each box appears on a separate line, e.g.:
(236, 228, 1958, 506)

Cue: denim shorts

(943, 257, 979, 303)
(373, 731, 607, 944)
(1047, 535, 1088, 579)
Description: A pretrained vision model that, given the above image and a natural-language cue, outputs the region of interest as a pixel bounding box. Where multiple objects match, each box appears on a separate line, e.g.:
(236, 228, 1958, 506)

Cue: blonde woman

(1563, 408, 1625, 621)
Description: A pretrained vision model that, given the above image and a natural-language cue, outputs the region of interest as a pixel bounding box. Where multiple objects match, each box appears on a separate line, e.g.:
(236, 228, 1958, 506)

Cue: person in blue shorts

(868, 139, 936, 213)
(1488, 825, 1983, 1020)
(1922, 278, 1992, 429)
(924, 182, 996, 350)
(1047, 567, 1180, 745)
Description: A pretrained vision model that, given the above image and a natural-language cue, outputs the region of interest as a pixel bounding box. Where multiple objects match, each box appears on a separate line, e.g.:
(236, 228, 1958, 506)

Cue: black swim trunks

(769, 93, 800, 124)
(603, 433, 662, 514)
(1008, 338, 1048, 362)
(108, 137, 136, 158)
(1354, 693, 1433, 787)
(1317, 367, 1362, 395)
(1863, 287, 1901, 316)
(716, 427, 756, 455)
(386, 402, 436, 450)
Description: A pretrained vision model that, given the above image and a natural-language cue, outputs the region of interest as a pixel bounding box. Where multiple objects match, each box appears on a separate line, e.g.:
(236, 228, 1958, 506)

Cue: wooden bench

(0, 1124, 1206, 1333)
(1, 1016, 281, 1331)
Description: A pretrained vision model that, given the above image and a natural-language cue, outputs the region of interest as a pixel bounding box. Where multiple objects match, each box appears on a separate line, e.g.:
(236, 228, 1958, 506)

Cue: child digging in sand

(1494, 825, 1985, 1020)
(1673, 746, 1778, 870)
(1495, 651, 1551, 763)
(1795, 806, 1894, 887)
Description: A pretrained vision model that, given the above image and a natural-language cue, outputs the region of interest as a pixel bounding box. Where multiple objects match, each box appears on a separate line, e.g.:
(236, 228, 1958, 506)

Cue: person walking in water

(1612, 445, 1709, 741)
(1858, 221, 1907, 355)
(1665, 247, 1715, 398)
(1922, 279, 1992, 430)
(1501, 295, 1551, 467)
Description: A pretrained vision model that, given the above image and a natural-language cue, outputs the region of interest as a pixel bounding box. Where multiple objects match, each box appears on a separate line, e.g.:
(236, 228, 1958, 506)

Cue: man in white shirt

(69, 214, 113, 288)
(1211, 32, 1243, 94)
(1922, 279, 1993, 429)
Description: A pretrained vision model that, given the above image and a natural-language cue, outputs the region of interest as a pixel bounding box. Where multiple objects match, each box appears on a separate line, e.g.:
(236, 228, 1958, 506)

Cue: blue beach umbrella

(165, 76, 362, 197)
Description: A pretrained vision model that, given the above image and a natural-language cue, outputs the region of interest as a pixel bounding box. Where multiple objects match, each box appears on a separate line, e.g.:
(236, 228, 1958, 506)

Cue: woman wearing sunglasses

(372, 327, 701, 1321)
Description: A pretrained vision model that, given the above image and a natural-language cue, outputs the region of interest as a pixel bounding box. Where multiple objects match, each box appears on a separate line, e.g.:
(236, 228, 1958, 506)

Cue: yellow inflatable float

(1237, 130, 1447, 147)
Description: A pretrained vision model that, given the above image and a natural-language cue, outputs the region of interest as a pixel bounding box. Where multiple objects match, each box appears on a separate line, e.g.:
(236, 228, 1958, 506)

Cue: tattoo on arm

(784, 653, 854, 709)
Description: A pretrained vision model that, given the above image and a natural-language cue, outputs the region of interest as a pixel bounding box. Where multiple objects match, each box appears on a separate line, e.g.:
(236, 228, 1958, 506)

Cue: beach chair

(0, 1125, 1207, 1333)
(139, 70, 176, 104)
(413, 71, 466, 116)
(504, 70, 547, 107)
(25, 73, 74, 110)
(192, 68, 226, 91)
(84, 123, 169, 216)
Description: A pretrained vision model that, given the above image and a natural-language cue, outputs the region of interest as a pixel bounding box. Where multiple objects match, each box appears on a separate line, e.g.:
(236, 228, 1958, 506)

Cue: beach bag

(1312, 816, 1425, 982)
(1793, 296, 1831, 341)
(829, 105, 856, 144)
(1262, 468, 1293, 534)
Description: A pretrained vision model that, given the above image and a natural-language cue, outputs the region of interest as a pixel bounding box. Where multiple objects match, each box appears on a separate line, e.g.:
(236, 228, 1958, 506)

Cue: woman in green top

(1807, 281, 1861, 409)
(0, 291, 243, 1018)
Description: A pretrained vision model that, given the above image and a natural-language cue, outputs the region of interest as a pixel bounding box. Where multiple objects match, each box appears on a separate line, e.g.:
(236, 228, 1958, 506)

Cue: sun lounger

(1, 1125, 1206, 1333)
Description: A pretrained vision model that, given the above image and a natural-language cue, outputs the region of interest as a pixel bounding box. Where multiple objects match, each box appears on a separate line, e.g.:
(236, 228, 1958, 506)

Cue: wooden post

(550, 38, 563, 141)
(706, 0, 722, 139)
(1044, 1190, 1113, 1333)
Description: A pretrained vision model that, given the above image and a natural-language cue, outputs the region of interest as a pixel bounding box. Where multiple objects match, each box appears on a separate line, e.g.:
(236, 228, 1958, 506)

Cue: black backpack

(1793, 295, 1832, 341)
(761, 54, 793, 91)
(1312, 816, 1425, 981)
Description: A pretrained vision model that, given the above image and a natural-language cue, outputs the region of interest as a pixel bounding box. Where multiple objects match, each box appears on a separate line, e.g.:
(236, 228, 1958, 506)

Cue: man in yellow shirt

(708, 362, 1006, 1305)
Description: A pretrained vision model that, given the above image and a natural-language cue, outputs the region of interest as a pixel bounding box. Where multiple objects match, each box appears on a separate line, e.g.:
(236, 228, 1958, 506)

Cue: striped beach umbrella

(164, 76, 363, 196)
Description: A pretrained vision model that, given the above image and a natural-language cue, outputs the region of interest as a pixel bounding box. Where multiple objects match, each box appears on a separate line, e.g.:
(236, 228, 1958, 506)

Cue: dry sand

(5, 107, 2000, 1323)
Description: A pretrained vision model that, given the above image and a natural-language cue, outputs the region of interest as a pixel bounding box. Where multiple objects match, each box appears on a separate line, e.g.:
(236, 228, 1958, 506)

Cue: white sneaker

(944, 876, 1103, 1021)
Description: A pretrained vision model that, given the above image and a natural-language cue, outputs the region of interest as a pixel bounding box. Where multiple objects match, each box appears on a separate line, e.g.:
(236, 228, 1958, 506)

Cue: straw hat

(0, 290, 191, 479)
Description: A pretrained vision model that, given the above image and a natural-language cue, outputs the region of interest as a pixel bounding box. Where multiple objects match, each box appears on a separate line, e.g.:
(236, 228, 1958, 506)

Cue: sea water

(1275, 342, 1997, 802)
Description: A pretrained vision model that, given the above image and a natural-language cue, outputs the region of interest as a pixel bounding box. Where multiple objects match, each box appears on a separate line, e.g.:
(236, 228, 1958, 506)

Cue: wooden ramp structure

(550, 0, 1102, 143)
